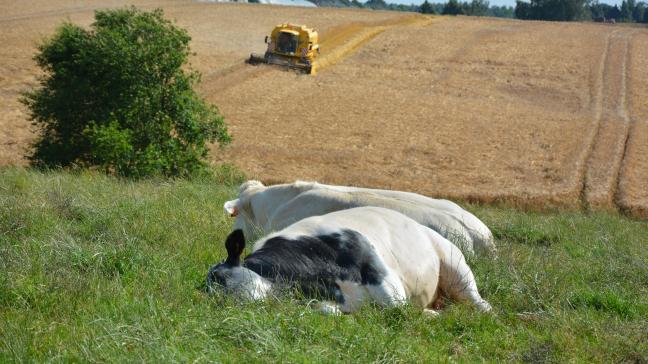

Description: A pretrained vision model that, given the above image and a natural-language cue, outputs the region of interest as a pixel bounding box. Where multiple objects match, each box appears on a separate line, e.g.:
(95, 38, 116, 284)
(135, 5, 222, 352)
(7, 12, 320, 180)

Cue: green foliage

(489, 5, 516, 17)
(443, 0, 465, 15)
(1, 168, 647, 362)
(620, 0, 634, 21)
(592, 0, 648, 22)
(440, 0, 491, 15)
(522, 0, 645, 21)
(83, 121, 133, 174)
(420, 0, 436, 14)
(568, 290, 639, 319)
(590, 2, 621, 20)
(306, 0, 355, 6)
(632, 1, 645, 21)
(364, 0, 389, 9)
(21, 7, 230, 178)
(515, 0, 533, 18)
(304, 0, 512, 17)
(466, 0, 490, 15)
(515, 0, 590, 20)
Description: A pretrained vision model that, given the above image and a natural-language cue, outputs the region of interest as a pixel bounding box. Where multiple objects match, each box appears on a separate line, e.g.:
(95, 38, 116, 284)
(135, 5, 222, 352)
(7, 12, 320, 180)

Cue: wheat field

(1, 1, 646, 216)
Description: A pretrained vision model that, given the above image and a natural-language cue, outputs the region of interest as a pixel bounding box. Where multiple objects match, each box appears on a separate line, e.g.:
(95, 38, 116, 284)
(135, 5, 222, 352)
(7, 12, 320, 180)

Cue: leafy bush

(21, 7, 231, 177)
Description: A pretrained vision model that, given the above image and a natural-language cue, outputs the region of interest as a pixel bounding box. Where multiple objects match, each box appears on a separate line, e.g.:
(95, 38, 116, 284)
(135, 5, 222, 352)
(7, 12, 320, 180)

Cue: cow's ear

(225, 229, 245, 266)
(224, 199, 239, 217)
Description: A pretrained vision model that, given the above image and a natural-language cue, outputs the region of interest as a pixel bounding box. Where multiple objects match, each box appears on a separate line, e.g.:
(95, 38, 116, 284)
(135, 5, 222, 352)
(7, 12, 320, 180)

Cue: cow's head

(206, 229, 270, 300)
(224, 180, 267, 239)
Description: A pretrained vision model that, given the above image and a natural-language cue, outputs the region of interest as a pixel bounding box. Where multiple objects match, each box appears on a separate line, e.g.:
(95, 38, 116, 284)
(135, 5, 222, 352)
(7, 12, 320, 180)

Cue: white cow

(224, 180, 496, 256)
(207, 207, 492, 315)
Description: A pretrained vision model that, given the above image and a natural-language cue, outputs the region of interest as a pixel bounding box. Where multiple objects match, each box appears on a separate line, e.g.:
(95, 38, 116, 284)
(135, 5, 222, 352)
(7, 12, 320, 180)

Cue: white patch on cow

(225, 267, 272, 301)
(239, 180, 265, 194)
(293, 180, 316, 189)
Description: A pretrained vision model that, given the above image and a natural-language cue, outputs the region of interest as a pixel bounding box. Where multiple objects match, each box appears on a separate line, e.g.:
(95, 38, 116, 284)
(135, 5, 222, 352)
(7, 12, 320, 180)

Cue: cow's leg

(438, 244, 492, 312)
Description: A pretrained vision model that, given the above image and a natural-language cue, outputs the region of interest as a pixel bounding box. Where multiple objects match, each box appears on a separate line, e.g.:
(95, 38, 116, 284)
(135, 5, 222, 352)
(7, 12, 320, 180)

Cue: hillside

(1, 1, 647, 216)
(1, 169, 647, 361)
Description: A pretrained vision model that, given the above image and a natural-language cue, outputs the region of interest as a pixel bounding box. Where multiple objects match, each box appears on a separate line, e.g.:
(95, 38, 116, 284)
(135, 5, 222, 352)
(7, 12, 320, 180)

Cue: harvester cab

(248, 24, 320, 75)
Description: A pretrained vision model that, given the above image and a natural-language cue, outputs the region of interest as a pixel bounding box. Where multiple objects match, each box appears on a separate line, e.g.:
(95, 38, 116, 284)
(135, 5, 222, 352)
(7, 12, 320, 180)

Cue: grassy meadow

(1, 168, 647, 362)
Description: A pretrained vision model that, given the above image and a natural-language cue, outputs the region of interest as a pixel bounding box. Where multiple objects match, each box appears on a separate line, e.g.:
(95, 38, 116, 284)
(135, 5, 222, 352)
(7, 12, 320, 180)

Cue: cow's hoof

(317, 301, 343, 316)
(423, 309, 440, 318)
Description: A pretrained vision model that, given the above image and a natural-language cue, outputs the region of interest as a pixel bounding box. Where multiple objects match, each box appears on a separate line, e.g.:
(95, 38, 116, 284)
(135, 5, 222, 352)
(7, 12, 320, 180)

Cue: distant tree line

(589, 0, 647, 22)
(306, 0, 647, 22)
(308, 0, 515, 17)
(425, 0, 515, 17)
(515, 0, 648, 22)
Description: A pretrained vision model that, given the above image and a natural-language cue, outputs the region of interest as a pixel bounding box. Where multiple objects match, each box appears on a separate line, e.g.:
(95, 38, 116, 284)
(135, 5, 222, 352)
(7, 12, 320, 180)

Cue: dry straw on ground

(616, 34, 648, 218)
(1, 1, 646, 216)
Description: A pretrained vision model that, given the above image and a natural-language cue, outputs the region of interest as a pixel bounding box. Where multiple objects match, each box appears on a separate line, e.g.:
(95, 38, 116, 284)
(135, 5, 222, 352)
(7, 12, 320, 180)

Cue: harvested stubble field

(1, 1, 647, 217)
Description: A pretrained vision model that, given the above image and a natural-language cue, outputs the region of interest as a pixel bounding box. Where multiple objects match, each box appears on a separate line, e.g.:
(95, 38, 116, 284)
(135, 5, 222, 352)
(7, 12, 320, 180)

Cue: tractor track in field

(577, 31, 611, 211)
(200, 14, 435, 97)
(580, 29, 635, 212)
(614, 31, 639, 215)
(199, 62, 272, 98)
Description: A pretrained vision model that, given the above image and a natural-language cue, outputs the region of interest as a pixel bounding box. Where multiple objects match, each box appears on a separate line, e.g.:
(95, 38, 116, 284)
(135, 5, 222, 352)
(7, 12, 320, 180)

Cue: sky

(391, 0, 623, 7)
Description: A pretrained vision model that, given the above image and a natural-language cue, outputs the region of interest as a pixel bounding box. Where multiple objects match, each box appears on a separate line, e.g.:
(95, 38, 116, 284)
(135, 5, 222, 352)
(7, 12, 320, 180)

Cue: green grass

(1, 168, 647, 363)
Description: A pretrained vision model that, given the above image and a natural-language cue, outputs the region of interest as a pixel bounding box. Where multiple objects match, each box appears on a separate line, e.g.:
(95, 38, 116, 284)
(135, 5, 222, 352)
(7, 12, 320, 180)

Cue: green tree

(632, 1, 645, 21)
(21, 7, 230, 177)
(466, 0, 489, 15)
(489, 5, 516, 17)
(620, 0, 633, 20)
(443, 0, 465, 14)
(364, 0, 388, 9)
(515, 0, 589, 20)
(420, 0, 436, 13)
(515, 0, 533, 18)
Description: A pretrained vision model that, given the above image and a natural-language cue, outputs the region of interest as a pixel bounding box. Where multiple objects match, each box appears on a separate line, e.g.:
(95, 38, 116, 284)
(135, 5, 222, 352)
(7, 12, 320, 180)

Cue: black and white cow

(207, 207, 492, 315)
(224, 180, 496, 256)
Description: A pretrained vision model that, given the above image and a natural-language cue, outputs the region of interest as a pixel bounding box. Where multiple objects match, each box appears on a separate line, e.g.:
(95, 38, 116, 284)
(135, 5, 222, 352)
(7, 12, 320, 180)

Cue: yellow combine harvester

(247, 24, 320, 75)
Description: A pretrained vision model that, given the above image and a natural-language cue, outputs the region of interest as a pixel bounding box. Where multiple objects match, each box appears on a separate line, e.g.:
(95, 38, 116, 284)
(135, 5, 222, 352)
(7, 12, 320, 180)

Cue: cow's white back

(225, 180, 496, 256)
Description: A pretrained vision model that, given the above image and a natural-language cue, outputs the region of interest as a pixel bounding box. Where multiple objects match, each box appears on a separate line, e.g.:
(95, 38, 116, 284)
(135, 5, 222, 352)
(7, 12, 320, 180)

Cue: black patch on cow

(225, 229, 245, 266)
(207, 230, 246, 290)
(242, 229, 386, 303)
